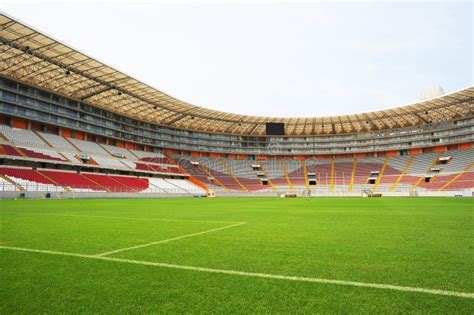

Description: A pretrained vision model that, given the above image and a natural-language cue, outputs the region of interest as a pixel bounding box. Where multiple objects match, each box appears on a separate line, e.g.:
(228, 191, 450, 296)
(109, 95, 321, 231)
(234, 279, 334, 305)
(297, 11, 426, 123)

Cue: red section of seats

(447, 172, 474, 189)
(20, 147, 64, 161)
(306, 162, 333, 185)
(136, 163, 161, 172)
(140, 157, 174, 164)
(82, 173, 130, 192)
(333, 162, 354, 185)
(0, 144, 63, 161)
(1, 145, 22, 157)
(352, 162, 383, 184)
(39, 170, 102, 190)
(108, 175, 149, 191)
(379, 165, 402, 184)
(0, 167, 56, 184)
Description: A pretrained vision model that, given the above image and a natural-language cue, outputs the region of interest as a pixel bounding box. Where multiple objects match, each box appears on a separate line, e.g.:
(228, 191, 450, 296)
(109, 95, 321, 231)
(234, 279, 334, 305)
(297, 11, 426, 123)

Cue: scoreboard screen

(265, 122, 285, 135)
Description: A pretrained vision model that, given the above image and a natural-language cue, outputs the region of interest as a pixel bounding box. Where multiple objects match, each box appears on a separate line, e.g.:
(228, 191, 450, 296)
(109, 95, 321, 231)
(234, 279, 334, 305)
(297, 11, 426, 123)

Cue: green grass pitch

(1, 197, 473, 313)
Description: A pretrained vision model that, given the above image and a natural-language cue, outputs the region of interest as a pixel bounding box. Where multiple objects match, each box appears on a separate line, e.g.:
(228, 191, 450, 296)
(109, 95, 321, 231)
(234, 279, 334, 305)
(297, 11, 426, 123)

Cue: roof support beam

(0, 37, 181, 112)
(166, 113, 189, 125)
(80, 86, 112, 100)
(246, 123, 260, 135)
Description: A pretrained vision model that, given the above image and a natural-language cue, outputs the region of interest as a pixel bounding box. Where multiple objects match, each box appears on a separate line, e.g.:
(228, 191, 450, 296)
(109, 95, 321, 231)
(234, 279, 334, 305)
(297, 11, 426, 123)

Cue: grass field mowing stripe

(1, 245, 473, 299)
(94, 222, 247, 257)
(0, 212, 244, 224)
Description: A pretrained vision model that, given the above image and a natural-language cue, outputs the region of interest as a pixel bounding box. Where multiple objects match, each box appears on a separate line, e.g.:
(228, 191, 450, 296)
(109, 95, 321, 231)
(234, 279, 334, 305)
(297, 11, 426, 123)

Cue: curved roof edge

(1, 13, 473, 136)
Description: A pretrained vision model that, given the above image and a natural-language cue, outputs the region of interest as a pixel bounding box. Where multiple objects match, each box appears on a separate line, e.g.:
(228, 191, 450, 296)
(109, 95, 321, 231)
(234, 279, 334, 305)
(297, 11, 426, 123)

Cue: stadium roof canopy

(1, 14, 473, 136)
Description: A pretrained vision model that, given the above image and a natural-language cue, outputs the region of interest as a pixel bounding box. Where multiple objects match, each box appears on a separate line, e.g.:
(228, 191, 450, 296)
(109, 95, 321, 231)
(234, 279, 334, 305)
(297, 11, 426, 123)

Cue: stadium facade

(0, 14, 473, 198)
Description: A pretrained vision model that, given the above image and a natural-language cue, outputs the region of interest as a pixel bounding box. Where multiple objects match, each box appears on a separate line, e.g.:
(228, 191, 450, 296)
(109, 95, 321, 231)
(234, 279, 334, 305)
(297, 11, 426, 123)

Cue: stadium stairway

(0, 174, 24, 191)
(257, 160, 276, 192)
(348, 159, 357, 192)
(0, 131, 8, 141)
(195, 159, 232, 191)
(82, 173, 128, 192)
(127, 149, 140, 159)
(372, 157, 389, 192)
(63, 137, 82, 152)
(80, 174, 111, 192)
(411, 152, 444, 191)
(280, 159, 295, 193)
(439, 163, 474, 191)
(220, 159, 248, 191)
(300, 159, 310, 191)
(390, 156, 414, 191)
(33, 131, 54, 148)
(443, 170, 474, 190)
(329, 159, 335, 192)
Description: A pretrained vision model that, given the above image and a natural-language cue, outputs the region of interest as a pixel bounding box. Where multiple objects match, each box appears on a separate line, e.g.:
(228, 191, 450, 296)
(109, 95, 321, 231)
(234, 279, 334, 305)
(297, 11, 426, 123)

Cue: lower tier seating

(0, 167, 206, 194)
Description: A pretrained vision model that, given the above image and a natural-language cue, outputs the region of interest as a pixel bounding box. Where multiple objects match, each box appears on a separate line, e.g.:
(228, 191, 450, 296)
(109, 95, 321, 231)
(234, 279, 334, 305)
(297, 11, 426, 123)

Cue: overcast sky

(2, 1, 473, 117)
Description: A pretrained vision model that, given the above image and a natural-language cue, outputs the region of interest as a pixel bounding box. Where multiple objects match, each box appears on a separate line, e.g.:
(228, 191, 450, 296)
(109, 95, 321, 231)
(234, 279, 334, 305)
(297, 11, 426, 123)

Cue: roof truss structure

(1, 14, 473, 136)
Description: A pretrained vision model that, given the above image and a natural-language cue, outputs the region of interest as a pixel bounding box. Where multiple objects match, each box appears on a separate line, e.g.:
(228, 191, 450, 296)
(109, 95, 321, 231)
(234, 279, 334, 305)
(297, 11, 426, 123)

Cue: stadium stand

(37, 132, 79, 152)
(0, 14, 472, 198)
(1, 123, 473, 196)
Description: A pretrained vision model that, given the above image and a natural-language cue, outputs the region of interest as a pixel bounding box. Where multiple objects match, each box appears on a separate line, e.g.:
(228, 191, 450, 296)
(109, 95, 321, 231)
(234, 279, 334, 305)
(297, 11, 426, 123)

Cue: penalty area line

(1, 246, 473, 299)
(94, 222, 247, 257)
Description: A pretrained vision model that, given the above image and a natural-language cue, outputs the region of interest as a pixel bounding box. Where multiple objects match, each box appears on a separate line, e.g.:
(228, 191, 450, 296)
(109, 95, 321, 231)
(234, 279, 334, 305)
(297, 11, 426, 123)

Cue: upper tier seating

(200, 158, 243, 190)
(90, 155, 126, 169)
(0, 125, 47, 148)
(286, 159, 305, 186)
(439, 148, 474, 173)
(60, 151, 81, 163)
(101, 144, 136, 160)
(68, 138, 110, 155)
(201, 157, 263, 191)
(174, 156, 223, 192)
(386, 155, 411, 172)
(260, 159, 287, 187)
(131, 150, 165, 159)
(378, 156, 406, 185)
(120, 159, 137, 170)
(406, 152, 439, 175)
(0, 125, 184, 175)
(38, 132, 79, 151)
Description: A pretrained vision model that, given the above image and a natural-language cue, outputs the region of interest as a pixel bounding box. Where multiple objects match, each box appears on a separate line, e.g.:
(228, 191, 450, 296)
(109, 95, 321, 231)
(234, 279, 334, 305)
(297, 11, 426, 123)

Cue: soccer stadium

(1, 6, 473, 314)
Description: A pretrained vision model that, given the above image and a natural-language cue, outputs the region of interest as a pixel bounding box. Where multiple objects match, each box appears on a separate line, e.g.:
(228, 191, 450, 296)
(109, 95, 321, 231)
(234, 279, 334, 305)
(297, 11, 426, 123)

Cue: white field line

(1, 246, 473, 299)
(95, 222, 247, 257)
(0, 211, 244, 224)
